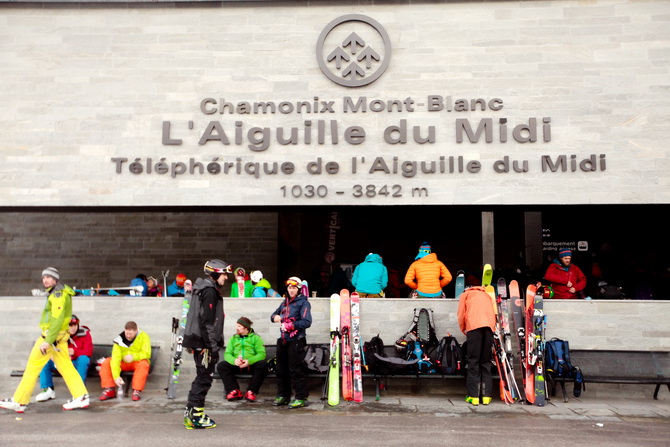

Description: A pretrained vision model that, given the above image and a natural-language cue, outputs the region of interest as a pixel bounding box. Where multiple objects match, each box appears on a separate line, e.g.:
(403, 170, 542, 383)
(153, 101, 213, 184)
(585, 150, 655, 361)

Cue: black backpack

(545, 338, 585, 397)
(363, 335, 418, 375)
(432, 336, 464, 375)
(395, 308, 439, 356)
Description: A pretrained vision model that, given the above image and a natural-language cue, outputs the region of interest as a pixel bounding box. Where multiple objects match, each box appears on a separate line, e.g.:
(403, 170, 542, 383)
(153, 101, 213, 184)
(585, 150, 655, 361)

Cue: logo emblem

(316, 14, 392, 88)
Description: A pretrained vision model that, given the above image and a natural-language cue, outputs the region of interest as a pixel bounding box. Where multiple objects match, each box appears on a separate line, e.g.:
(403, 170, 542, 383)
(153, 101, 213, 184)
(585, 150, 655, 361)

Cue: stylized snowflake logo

(317, 15, 392, 88)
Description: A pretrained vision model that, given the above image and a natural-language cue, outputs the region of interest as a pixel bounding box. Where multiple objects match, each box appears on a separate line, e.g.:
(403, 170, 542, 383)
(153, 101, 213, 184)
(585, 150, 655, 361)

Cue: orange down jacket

(404, 253, 452, 295)
(457, 286, 496, 334)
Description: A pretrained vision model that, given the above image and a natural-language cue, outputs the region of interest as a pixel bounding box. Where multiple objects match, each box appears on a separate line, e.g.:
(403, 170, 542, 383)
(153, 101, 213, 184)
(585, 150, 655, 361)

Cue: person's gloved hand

(281, 321, 294, 332)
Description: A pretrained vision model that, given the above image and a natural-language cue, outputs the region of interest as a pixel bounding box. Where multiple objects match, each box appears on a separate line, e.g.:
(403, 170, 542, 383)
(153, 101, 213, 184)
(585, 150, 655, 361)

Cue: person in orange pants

(99, 321, 151, 402)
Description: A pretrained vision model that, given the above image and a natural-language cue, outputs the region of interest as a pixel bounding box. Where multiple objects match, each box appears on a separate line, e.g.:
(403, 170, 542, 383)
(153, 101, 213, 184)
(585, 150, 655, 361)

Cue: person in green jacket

(216, 317, 267, 402)
(99, 321, 152, 401)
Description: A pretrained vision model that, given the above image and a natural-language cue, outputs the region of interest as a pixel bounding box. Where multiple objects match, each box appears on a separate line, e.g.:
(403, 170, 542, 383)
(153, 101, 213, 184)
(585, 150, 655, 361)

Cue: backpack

(595, 281, 624, 299)
(363, 335, 418, 375)
(395, 308, 439, 356)
(304, 344, 329, 373)
(405, 339, 436, 374)
(544, 338, 585, 397)
(432, 336, 464, 375)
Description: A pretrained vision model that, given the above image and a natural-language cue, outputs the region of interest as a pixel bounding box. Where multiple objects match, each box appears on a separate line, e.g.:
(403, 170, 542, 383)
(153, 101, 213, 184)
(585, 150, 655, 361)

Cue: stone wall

(2, 296, 668, 388)
(0, 211, 279, 295)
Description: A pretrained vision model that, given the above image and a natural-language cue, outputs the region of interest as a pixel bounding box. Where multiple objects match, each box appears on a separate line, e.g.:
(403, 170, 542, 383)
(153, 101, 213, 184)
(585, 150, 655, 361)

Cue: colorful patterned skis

(351, 292, 363, 403)
(340, 289, 353, 401)
(327, 293, 341, 406)
(524, 284, 537, 404)
(533, 286, 547, 406)
(510, 280, 526, 404)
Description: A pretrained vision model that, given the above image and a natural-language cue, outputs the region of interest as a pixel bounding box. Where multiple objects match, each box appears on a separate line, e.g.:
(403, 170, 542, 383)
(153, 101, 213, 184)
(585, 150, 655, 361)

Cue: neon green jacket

(223, 330, 266, 366)
(110, 330, 152, 379)
(40, 284, 75, 344)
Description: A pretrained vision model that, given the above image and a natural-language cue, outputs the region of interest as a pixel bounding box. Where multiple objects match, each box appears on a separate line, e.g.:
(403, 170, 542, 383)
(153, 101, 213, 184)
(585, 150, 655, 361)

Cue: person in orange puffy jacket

(404, 242, 452, 297)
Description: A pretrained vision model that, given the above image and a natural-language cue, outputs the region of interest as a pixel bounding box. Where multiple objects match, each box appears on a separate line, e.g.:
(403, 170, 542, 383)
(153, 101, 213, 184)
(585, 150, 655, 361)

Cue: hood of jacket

(416, 253, 438, 264)
(364, 253, 383, 264)
(114, 329, 144, 348)
(254, 278, 273, 289)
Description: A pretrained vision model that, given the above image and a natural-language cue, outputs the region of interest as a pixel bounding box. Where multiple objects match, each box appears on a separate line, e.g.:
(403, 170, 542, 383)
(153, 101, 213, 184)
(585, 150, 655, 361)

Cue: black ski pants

(186, 349, 217, 408)
(275, 337, 308, 400)
(465, 327, 494, 398)
(216, 359, 268, 394)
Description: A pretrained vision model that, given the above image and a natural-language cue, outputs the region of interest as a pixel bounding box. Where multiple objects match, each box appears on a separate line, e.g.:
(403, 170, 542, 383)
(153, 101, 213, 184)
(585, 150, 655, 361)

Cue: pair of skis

(511, 282, 547, 406)
(327, 289, 363, 405)
(482, 265, 521, 404)
(166, 280, 192, 399)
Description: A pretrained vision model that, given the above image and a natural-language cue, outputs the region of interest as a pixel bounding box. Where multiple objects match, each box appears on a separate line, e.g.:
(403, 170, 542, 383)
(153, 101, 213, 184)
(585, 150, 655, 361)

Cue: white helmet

(250, 270, 263, 284)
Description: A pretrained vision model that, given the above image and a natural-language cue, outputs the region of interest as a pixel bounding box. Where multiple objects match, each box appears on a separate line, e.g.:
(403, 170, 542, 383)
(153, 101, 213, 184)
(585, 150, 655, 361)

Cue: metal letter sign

(317, 14, 392, 88)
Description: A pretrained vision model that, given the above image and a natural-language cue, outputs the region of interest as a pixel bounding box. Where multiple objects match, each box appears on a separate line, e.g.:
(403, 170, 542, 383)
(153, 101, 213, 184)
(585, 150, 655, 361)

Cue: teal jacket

(352, 253, 388, 295)
(223, 330, 266, 366)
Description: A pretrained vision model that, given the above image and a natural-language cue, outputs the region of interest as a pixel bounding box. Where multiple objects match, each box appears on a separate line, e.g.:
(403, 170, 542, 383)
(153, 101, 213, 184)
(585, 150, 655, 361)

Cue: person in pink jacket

(544, 249, 587, 299)
(457, 286, 496, 406)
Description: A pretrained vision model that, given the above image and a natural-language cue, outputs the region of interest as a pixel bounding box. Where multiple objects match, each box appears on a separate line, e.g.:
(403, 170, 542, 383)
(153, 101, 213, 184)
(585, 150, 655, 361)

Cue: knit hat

(558, 249, 572, 258)
(415, 242, 431, 260)
(237, 317, 253, 330)
(176, 273, 187, 286)
(70, 314, 80, 325)
(42, 267, 60, 280)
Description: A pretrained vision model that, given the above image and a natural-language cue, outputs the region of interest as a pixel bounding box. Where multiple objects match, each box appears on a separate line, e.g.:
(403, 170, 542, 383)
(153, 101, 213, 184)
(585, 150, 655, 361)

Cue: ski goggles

(285, 279, 300, 287)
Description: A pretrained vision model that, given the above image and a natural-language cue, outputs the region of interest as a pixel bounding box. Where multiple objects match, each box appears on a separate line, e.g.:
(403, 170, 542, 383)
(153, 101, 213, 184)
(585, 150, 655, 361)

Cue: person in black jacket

(270, 276, 313, 409)
(182, 259, 231, 430)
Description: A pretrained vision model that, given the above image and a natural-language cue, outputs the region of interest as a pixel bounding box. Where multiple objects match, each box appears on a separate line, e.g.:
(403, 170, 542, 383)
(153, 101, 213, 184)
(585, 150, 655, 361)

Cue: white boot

(36, 387, 56, 402)
(62, 394, 90, 411)
(0, 398, 26, 413)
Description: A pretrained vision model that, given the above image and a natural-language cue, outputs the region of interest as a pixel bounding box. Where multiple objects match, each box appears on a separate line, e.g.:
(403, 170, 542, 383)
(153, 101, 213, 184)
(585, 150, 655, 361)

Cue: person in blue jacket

(270, 276, 312, 409)
(250, 270, 280, 298)
(352, 253, 388, 297)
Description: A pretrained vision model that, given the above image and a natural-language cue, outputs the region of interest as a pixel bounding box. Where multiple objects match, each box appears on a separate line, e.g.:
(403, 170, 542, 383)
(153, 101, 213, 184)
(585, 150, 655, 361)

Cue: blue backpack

(545, 338, 585, 397)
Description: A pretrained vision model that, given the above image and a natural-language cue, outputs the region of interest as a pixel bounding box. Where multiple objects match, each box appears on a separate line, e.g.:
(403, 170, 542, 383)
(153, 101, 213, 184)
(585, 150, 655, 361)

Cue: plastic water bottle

(117, 386, 124, 400)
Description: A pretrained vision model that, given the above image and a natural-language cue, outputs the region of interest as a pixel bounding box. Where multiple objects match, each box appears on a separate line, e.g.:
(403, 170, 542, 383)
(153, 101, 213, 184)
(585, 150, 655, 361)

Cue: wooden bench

(548, 349, 670, 401)
(11, 343, 160, 394)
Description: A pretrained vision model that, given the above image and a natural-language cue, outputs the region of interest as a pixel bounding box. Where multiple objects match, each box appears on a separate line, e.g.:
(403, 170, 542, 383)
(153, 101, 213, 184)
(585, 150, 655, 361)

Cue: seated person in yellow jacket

(404, 242, 452, 297)
(99, 321, 151, 402)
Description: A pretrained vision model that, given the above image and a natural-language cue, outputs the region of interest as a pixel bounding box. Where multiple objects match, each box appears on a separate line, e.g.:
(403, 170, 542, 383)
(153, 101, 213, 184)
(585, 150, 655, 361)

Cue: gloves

(281, 321, 295, 332)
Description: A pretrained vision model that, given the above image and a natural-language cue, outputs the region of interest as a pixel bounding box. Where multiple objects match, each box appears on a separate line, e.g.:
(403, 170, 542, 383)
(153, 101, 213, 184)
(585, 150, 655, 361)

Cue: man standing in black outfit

(182, 259, 231, 429)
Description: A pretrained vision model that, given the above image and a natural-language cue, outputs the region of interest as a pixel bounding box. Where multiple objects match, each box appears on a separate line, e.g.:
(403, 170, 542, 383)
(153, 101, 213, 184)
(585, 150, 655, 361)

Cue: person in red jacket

(544, 249, 587, 299)
(457, 286, 496, 406)
(35, 314, 94, 402)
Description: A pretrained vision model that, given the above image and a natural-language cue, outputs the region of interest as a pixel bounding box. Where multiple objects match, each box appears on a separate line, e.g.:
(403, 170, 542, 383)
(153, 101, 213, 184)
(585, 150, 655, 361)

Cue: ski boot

(482, 397, 492, 405)
(184, 406, 216, 429)
(465, 395, 479, 406)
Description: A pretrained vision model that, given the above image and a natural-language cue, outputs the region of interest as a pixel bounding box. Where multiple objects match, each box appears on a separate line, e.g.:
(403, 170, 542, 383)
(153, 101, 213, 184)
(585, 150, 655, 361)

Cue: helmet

(176, 273, 187, 286)
(285, 276, 302, 287)
(250, 270, 263, 284)
(204, 259, 232, 276)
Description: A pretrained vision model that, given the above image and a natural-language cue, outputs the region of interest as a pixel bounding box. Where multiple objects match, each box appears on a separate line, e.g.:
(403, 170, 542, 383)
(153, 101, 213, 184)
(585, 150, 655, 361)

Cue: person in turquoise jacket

(352, 253, 388, 297)
(216, 317, 267, 402)
(250, 270, 281, 298)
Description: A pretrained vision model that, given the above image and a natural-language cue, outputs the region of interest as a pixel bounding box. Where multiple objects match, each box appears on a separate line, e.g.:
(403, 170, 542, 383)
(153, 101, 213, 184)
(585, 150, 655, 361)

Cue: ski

(455, 270, 465, 299)
(167, 279, 192, 399)
(510, 280, 526, 403)
(351, 292, 363, 403)
(533, 285, 547, 406)
(327, 293, 341, 406)
(340, 289, 353, 401)
(524, 284, 537, 404)
(482, 263, 493, 287)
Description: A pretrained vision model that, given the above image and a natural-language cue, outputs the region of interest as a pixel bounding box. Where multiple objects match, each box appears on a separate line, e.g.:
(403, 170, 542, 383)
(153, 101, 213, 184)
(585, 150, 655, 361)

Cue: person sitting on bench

(99, 321, 151, 402)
